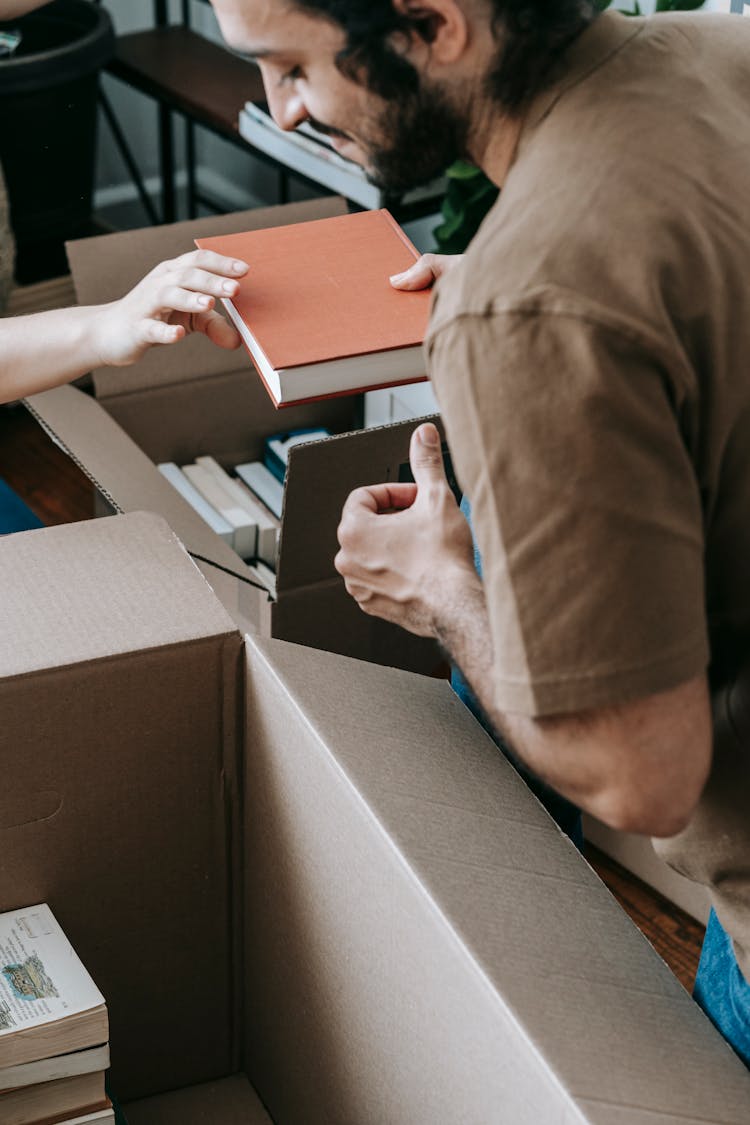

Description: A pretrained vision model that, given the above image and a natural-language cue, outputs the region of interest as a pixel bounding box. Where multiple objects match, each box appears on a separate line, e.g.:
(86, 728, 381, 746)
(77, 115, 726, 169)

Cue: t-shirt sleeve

(427, 304, 709, 717)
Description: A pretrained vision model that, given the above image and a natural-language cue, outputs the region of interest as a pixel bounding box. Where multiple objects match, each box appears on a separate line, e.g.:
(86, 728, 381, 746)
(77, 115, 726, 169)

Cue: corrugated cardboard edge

(242, 635, 750, 1124)
(278, 413, 443, 592)
(583, 815, 711, 925)
(25, 386, 272, 637)
(0, 513, 245, 1097)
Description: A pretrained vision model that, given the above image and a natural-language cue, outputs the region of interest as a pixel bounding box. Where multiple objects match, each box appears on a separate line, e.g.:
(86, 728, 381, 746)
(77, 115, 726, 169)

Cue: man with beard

(209, 0, 750, 1065)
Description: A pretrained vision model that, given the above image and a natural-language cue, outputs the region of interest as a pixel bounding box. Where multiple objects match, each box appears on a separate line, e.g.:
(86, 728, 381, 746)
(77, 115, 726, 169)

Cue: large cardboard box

(1, 513, 749, 1123)
(27, 198, 441, 674)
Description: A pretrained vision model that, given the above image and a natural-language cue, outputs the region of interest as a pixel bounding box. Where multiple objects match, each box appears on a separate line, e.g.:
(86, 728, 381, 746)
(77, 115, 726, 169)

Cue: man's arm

(336, 422, 712, 838)
(439, 585, 711, 837)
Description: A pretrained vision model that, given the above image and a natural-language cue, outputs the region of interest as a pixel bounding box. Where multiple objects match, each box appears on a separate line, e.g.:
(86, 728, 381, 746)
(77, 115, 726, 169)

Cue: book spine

(156, 463, 234, 545)
(196, 457, 278, 569)
(235, 463, 284, 521)
(182, 463, 258, 560)
(0, 1044, 110, 1092)
(233, 481, 279, 567)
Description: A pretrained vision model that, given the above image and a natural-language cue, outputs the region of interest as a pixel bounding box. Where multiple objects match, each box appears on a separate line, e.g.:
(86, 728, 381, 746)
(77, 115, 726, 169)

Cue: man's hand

(335, 421, 479, 637)
(389, 253, 463, 292)
(92, 249, 249, 368)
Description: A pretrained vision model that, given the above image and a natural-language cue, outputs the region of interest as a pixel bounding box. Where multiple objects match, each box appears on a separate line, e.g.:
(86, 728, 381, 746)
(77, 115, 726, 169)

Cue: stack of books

(0, 904, 113, 1125)
(159, 454, 280, 571)
(158, 428, 330, 588)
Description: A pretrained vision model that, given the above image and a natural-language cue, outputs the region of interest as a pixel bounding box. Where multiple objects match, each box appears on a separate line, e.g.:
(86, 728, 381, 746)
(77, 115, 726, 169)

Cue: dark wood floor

(584, 844, 704, 991)
(0, 403, 95, 525)
(0, 402, 706, 993)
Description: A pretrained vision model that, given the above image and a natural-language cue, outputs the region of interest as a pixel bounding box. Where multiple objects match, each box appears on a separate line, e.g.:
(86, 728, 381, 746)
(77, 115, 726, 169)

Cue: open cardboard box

(17, 195, 703, 933)
(26, 197, 441, 675)
(1, 512, 749, 1123)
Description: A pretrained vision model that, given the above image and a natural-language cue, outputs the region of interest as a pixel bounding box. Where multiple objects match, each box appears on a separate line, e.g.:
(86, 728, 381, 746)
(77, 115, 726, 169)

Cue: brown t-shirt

(426, 11, 750, 973)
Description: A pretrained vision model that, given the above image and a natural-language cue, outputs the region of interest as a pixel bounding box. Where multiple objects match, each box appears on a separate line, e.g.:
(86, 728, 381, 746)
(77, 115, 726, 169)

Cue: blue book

(263, 427, 330, 484)
(0, 477, 43, 535)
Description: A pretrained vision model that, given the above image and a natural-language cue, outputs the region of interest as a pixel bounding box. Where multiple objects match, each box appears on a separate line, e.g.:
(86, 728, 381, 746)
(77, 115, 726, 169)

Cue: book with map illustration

(0, 904, 108, 1070)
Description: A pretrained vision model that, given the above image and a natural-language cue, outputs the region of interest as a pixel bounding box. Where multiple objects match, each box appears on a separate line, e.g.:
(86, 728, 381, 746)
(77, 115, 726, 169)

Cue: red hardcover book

(195, 209, 431, 407)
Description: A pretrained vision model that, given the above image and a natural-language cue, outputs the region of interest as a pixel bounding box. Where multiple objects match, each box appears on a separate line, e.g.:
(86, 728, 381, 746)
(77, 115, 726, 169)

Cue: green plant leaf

(445, 160, 486, 182)
(656, 0, 705, 9)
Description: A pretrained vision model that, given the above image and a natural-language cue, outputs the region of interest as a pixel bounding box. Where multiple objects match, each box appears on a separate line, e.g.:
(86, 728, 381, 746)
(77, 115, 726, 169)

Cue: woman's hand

(93, 249, 249, 367)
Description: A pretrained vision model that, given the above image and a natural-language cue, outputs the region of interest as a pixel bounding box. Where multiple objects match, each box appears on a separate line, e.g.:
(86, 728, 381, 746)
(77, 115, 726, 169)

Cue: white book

(239, 103, 444, 212)
(0, 1041, 110, 1091)
(183, 463, 257, 560)
(0, 904, 107, 1069)
(235, 462, 284, 520)
(195, 456, 278, 568)
(157, 462, 234, 546)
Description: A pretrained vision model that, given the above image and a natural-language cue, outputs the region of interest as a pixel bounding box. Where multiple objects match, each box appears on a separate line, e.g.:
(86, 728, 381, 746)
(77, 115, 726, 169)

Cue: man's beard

(362, 82, 469, 194)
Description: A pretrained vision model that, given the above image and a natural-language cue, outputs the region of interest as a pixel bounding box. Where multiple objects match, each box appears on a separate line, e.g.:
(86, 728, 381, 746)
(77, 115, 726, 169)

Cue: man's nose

(266, 87, 307, 132)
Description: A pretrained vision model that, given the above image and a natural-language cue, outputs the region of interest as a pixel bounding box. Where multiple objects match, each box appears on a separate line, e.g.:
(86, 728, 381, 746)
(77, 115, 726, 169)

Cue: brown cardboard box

(0, 514, 242, 1097)
(26, 198, 441, 674)
(1, 512, 749, 1123)
(24, 196, 699, 925)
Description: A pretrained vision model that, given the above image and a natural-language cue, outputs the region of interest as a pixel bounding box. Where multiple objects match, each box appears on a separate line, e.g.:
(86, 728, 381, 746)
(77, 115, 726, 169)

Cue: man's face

(210, 0, 467, 192)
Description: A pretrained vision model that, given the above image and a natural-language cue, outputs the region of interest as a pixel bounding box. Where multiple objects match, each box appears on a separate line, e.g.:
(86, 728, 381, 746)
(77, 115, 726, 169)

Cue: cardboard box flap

(26, 384, 262, 581)
(278, 414, 441, 593)
(0, 512, 243, 1099)
(269, 578, 441, 671)
(65, 198, 347, 400)
(243, 636, 750, 1124)
(0, 511, 238, 678)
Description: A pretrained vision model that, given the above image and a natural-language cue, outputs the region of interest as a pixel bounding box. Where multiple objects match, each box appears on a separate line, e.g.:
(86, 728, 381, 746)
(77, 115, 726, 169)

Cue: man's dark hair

(291, 1, 597, 112)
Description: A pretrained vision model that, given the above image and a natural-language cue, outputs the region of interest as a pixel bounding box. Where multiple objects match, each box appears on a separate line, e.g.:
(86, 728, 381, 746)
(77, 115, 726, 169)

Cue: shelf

(107, 26, 265, 145)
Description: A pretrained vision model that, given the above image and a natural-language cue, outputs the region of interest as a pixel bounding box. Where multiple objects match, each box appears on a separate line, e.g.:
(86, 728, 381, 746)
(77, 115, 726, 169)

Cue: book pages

(0, 905, 104, 1037)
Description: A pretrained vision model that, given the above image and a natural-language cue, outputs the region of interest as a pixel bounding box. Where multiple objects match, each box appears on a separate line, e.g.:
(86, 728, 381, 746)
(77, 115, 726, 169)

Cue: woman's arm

(0, 249, 248, 403)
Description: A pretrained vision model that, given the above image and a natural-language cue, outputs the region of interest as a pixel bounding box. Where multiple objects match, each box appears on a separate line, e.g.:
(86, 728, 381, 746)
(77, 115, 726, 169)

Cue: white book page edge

(0, 905, 104, 1037)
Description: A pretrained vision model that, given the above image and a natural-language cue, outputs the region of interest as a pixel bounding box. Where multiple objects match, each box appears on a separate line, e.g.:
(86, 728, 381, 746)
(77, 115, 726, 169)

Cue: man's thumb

(390, 256, 437, 291)
(409, 422, 446, 488)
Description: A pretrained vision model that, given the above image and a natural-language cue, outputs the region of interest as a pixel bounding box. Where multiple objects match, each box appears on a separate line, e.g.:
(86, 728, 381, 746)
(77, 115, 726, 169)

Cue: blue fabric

(451, 497, 584, 850)
(694, 909, 750, 1069)
(0, 477, 43, 534)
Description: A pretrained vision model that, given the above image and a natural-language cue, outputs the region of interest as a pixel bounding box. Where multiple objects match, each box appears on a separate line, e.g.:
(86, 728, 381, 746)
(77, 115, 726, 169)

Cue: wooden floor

(0, 402, 706, 993)
(0, 402, 95, 526)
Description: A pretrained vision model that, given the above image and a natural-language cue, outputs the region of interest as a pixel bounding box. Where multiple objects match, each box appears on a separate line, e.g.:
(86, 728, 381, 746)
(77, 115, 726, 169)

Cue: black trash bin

(0, 0, 114, 283)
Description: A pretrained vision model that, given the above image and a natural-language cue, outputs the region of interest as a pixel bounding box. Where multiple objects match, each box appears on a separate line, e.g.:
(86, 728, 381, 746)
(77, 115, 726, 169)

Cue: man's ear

(391, 0, 469, 64)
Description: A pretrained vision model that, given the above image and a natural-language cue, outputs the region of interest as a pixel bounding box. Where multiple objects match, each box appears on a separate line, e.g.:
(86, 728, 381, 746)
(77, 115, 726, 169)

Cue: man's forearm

(335, 421, 711, 838)
(434, 582, 711, 837)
